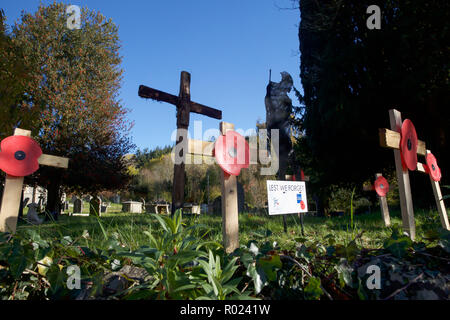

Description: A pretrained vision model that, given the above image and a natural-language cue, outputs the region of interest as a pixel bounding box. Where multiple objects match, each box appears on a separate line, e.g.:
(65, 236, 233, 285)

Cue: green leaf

(7, 241, 29, 279)
(335, 258, 354, 288)
(304, 276, 322, 300)
(46, 264, 66, 296)
(246, 263, 266, 295)
(384, 235, 413, 258)
(257, 254, 282, 282)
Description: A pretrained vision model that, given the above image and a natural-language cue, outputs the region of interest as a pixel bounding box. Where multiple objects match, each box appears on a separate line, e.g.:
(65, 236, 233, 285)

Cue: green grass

(16, 205, 448, 251)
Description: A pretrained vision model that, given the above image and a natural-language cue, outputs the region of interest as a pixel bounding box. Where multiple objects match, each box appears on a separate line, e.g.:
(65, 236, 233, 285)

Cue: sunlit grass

(17, 206, 446, 251)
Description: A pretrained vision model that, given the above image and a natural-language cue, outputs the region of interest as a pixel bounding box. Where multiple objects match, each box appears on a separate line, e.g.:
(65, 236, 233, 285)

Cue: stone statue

(265, 71, 294, 179)
(26, 203, 44, 225)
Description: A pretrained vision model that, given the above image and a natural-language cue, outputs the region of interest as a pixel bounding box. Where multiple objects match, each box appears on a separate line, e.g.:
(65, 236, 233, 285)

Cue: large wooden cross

(0, 128, 69, 233)
(379, 109, 449, 240)
(138, 71, 222, 214)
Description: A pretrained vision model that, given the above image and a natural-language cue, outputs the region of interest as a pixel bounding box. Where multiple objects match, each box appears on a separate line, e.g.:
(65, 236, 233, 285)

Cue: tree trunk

(45, 178, 61, 221)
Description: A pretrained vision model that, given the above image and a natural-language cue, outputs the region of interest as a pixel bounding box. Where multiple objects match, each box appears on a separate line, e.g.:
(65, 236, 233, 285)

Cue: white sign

(266, 180, 308, 215)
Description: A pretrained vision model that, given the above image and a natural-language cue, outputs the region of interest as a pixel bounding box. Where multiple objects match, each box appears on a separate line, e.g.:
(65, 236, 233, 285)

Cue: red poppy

(0, 135, 42, 177)
(374, 176, 389, 197)
(300, 200, 305, 210)
(400, 119, 418, 171)
(425, 152, 441, 182)
(214, 130, 249, 176)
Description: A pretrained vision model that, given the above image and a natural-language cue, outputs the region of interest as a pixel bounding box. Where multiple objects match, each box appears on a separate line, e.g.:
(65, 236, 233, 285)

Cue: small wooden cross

(188, 121, 239, 253)
(138, 71, 222, 214)
(0, 128, 69, 233)
(363, 173, 391, 227)
(417, 150, 449, 230)
(379, 109, 449, 240)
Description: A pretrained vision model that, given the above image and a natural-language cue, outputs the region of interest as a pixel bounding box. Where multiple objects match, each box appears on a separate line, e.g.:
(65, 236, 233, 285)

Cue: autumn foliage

(2, 3, 134, 212)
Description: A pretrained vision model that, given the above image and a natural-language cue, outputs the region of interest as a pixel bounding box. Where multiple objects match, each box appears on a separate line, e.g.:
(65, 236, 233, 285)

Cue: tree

(10, 3, 134, 216)
(298, 1, 449, 203)
(0, 9, 36, 138)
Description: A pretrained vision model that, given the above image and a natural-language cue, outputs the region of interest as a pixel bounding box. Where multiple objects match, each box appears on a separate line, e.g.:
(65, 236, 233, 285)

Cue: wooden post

(186, 121, 240, 253)
(220, 122, 239, 253)
(172, 71, 191, 215)
(389, 109, 415, 240)
(425, 150, 449, 230)
(0, 128, 69, 233)
(286, 174, 304, 235)
(0, 129, 30, 233)
(376, 173, 391, 227)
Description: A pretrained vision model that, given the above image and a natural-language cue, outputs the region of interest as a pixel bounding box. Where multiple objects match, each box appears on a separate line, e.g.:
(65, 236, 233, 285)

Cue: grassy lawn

(16, 205, 447, 251)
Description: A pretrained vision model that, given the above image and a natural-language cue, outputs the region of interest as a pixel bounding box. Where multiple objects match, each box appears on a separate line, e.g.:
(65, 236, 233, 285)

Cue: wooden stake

(219, 122, 239, 253)
(376, 173, 391, 227)
(0, 128, 69, 233)
(0, 129, 30, 233)
(389, 109, 415, 240)
(186, 121, 240, 253)
(425, 150, 449, 230)
(221, 171, 239, 253)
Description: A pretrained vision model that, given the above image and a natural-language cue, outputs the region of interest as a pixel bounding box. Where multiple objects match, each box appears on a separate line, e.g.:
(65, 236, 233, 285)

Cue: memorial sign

(266, 180, 308, 215)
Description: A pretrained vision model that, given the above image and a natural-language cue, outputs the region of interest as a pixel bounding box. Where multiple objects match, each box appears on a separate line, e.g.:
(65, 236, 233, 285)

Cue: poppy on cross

(0, 128, 69, 233)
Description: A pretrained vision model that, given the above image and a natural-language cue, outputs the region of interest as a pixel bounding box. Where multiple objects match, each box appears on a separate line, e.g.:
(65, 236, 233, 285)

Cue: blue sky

(2, 0, 301, 152)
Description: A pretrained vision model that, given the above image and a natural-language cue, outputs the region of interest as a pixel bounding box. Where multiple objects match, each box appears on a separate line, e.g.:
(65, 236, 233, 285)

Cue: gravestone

(145, 201, 170, 214)
(73, 198, 82, 214)
(26, 203, 43, 225)
(122, 201, 143, 213)
(90, 196, 101, 216)
(212, 196, 221, 215)
(182, 203, 200, 215)
(23, 197, 30, 208)
(210, 183, 245, 215)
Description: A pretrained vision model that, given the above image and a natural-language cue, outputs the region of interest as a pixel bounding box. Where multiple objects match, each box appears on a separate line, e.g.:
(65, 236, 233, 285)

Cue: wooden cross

(138, 71, 222, 214)
(188, 121, 239, 253)
(379, 109, 449, 240)
(0, 128, 69, 233)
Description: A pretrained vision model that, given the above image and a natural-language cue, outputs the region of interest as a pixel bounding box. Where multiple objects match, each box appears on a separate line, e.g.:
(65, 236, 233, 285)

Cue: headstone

(145, 203, 156, 213)
(212, 196, 221, 215)
(23, 197, 30, 208)
(182, 203, 200, 215)
(122, 201, 143, 213)
(113, 194, 120, 203)
(90, 196, 101, 216)
(73, 198, 82, 214)
(26, 203, 44, 225)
